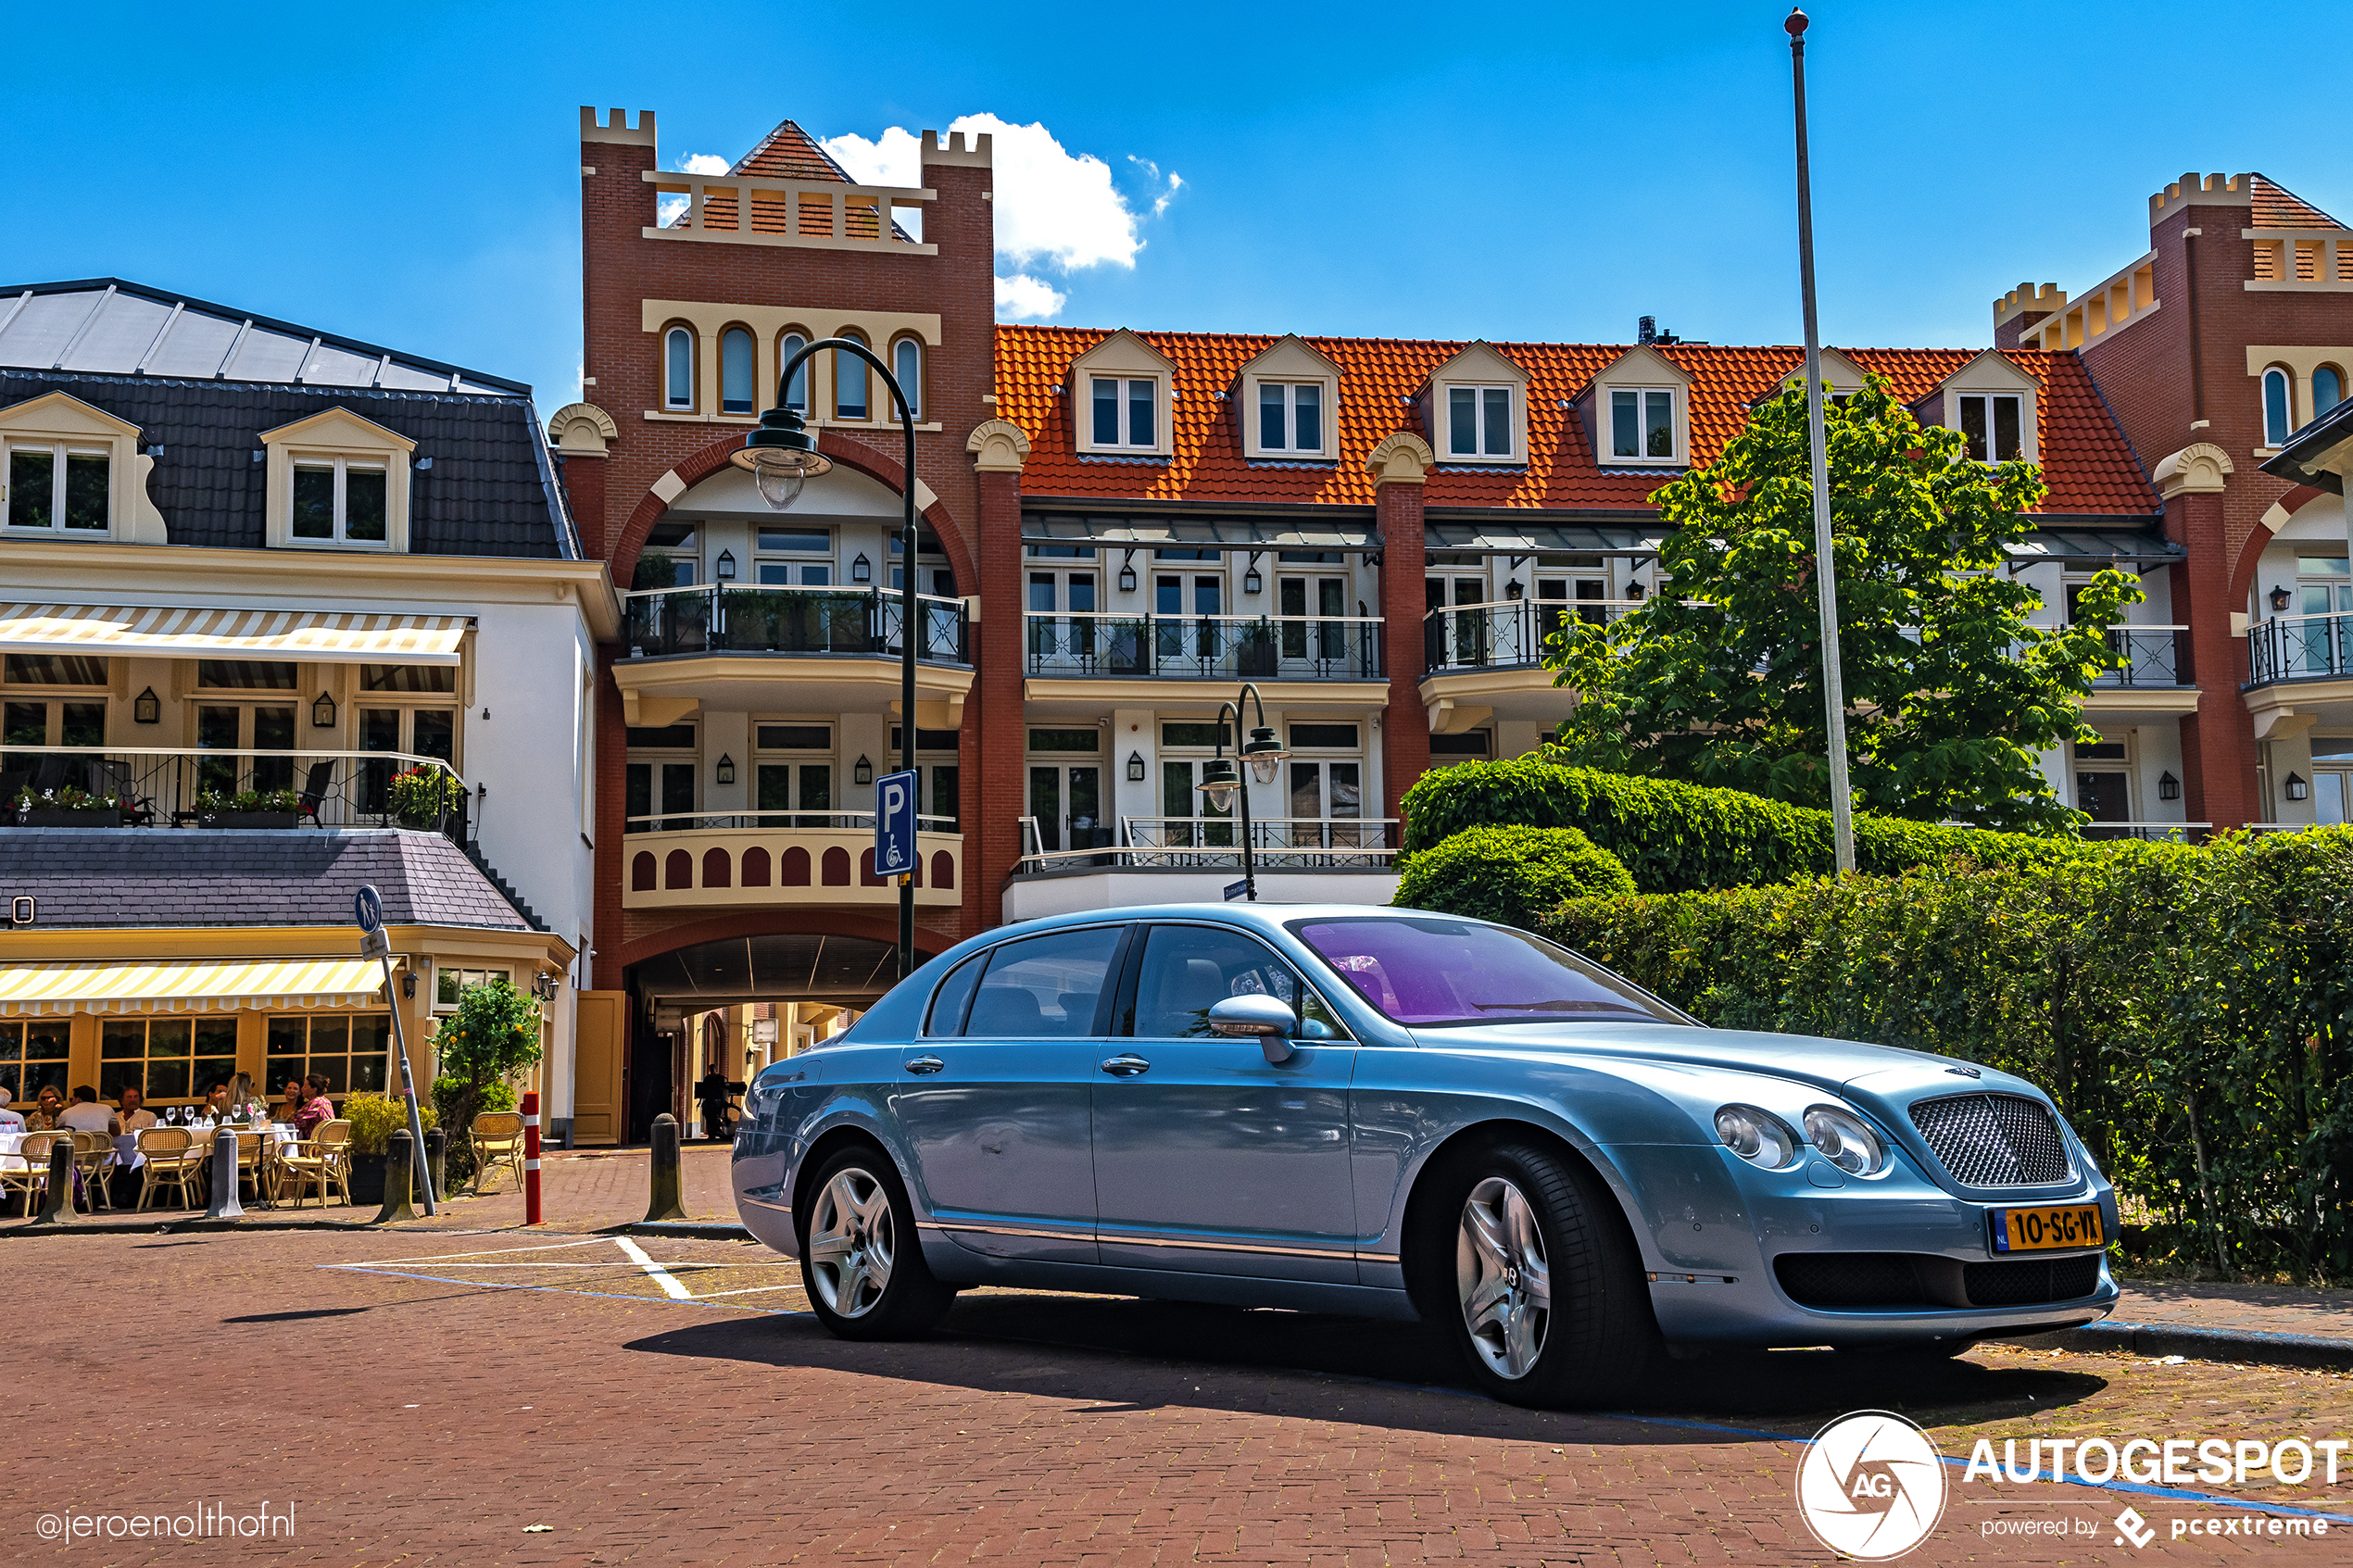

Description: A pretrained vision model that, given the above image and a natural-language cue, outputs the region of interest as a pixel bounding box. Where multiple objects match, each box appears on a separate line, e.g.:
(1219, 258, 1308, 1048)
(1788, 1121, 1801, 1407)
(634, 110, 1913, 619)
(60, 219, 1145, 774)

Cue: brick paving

(2, 1225, 2348, 1565)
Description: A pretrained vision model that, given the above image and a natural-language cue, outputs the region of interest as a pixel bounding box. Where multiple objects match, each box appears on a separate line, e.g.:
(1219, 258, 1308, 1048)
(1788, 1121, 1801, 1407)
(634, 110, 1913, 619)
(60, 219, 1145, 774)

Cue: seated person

(57, 1085, 120, 1135)
(25, 1085, 65, 1131)
(0, 1089, 23, 1133)
(115, 1085, 157, 1135)
(275, 1080, 304, 1125)
(196, 1081, 233, 1123)
(295, 1074, 335, 1139)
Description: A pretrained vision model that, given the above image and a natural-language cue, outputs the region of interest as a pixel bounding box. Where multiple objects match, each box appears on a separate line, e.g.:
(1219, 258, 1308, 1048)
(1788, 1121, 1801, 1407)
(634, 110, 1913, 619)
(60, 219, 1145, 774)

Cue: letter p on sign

(875, 770, 919, 877)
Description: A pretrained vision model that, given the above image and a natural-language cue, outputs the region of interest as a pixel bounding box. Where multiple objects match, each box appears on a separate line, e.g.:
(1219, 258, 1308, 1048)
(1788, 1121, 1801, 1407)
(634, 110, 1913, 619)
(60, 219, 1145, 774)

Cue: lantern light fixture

(132, 686, 160, 725)
(853, 754, 874, 786)
(1127, 750, 1146, 783)
(714, 753, 736, 785)
(2157, 770, 2180, 802)
(1118, 554, 1138, 594)
(2271, 584, 2295, 612)
(312, 690, 337, 728)
(851, 552, 872, 583)
(2285, 772, 2309, 802)
(1243, 555, 1263, 596)
(716, 549, 737, 583)
(730, 401, 832, 509)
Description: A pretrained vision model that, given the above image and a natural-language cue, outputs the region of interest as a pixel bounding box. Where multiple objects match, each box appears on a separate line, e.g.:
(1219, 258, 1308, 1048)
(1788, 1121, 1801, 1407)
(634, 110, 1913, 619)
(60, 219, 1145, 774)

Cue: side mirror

(1207, 994, 1299, 1063)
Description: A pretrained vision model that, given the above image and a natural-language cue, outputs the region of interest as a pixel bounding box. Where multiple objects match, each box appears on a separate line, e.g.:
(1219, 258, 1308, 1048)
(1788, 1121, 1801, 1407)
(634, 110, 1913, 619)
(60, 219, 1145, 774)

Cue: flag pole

(1786, 7, 1856, 875)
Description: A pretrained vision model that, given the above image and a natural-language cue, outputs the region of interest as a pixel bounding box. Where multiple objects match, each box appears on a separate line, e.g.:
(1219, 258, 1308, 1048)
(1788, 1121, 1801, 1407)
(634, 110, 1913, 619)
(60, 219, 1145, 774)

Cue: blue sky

(4, 0, 2343, 409)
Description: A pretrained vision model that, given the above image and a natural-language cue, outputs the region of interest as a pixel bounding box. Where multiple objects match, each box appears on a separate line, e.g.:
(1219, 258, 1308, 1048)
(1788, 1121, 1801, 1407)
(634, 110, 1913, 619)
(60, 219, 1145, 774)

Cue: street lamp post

(733, 338, 922, 978)
(1195, 682, 1289, 902)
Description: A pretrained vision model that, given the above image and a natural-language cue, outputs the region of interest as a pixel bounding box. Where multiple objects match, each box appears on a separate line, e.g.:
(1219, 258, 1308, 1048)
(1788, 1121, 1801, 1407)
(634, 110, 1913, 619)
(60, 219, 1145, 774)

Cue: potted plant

(388, 768, 464, 830)
(14, 783, 125, 827)
(196, 787, 301, 829)
(341, 1092, 441, 1204)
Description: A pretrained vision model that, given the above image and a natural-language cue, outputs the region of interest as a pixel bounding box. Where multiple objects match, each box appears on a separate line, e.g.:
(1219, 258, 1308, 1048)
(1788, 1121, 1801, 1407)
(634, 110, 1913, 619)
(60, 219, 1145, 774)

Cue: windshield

(1290, 915, 1686, 1029)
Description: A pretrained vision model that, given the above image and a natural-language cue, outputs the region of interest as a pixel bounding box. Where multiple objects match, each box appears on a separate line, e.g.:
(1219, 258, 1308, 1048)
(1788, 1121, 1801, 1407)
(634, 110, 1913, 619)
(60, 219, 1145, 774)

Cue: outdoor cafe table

(0, 1123, 297, 1198)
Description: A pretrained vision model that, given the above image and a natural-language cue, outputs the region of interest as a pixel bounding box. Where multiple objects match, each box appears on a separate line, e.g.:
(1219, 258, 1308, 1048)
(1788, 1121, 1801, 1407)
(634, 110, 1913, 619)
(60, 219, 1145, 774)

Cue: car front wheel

(799, 1146, 955, 1340)
(1416, 1140, 1657, 1408)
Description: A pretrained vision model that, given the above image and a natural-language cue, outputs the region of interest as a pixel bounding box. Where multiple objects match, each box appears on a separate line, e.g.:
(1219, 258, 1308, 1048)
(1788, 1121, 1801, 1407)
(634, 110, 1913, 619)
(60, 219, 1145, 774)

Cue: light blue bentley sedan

(732, 905, 2120, 1407)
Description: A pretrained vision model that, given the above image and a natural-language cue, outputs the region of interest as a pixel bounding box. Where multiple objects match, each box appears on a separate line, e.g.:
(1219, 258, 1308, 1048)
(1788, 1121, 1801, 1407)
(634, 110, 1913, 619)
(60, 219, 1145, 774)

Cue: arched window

(835, 332, 869, 420)
(720, 327, 754, 416)
(893, 337, 923, 420)
(2317, 366, 2346, 419)
(2264, 366, 2294, 445)
(664, 327, 694, 410)
(779, 332, 809, 412)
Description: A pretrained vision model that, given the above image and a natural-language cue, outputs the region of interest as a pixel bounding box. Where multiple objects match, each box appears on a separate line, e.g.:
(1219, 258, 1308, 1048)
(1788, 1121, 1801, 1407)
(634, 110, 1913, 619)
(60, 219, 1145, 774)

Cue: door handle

(903, 1055, 946, 1075)
(1098, 1053, 1151, 1077)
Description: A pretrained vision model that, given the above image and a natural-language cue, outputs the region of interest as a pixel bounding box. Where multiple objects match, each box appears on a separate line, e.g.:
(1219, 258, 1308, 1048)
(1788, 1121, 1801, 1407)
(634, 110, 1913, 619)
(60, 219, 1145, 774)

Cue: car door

(1089, 922, 1359, 1283)
(890, 924, 1127, 1263)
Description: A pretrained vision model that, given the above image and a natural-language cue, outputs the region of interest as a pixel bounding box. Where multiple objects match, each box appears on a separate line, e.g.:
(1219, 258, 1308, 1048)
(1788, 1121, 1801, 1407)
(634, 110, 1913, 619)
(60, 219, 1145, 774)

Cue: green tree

(432, 975, 542, 1172)
(1546, 374, 2140, 832)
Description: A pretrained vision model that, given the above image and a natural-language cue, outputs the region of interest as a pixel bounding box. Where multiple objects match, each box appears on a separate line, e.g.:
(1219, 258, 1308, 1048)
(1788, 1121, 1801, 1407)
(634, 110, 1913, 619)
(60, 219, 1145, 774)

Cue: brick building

(561, 108, 2344, 1136)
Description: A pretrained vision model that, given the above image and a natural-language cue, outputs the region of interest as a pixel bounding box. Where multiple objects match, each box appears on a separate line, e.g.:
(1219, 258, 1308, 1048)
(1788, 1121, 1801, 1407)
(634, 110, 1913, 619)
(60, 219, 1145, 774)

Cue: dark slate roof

(0, 829, 535, 932)
(0, 367, 574, 558)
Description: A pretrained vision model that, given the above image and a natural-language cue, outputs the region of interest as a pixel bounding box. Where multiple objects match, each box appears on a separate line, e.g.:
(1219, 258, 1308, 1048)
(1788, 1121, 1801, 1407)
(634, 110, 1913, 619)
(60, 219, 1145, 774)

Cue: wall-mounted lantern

(132, 687, 161, 725)
(2271, 584, 2294, 612)
(716, 549, 737, 582)
(2157, 771, 2180, 802)
(850, 552, 872, 583)
(1242, 553, 1263, 596)
(714, 753, 736, 785)
(853, 754, 874, 786)
(312, 691, 337, 728)
(2285, 772, 2309, 802)
(1127, 750, 1146, 783)
(1118, 553, 1138, 594)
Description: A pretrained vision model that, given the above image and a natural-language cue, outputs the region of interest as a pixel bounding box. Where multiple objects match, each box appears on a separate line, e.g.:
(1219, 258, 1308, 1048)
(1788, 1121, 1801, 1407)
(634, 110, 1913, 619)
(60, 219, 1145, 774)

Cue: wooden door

(571, 990, 626, 1146)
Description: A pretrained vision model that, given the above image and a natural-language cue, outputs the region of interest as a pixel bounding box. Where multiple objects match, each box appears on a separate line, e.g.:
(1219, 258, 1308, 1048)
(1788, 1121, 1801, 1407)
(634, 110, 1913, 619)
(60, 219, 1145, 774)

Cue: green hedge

(1401, 758, 2103, 892)
(1541, 828, 2353, 1284)
(1394, 824, 1635, 929)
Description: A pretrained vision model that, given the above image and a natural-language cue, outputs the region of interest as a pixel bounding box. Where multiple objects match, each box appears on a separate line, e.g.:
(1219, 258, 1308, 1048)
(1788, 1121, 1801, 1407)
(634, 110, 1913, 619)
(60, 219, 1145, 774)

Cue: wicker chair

(0, 1131, 67, 1216)
(273, 1119, 354, 1208)
(69, 1129, 114, 1211)
(468, 1111, 527, 1195)
(231, 1130, 270, 1205)
(135, 1128, 204, 1210)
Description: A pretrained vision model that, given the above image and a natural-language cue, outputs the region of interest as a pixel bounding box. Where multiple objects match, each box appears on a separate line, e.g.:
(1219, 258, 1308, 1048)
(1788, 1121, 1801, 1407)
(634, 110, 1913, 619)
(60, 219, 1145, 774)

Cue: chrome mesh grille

(1906, 1093, 2070, 1186)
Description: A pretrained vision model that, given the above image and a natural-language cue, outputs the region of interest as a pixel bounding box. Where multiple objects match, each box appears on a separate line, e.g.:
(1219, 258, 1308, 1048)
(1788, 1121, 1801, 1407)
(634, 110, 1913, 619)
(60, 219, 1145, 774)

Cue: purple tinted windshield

(1291, 916, 1682, 1029)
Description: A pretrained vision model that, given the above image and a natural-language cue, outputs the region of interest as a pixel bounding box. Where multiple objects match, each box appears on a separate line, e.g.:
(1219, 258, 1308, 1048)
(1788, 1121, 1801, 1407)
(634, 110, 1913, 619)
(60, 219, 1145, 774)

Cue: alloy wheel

(1455, 1174, 1552, 1379)
(807, 1165, 896, 1317)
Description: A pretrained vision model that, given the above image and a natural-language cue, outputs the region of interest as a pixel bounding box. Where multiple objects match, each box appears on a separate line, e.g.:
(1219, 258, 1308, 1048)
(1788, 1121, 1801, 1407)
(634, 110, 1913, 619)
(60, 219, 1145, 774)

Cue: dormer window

(6, 444, 108, 533)
(260, 407, 414, 553)
(291, 458, 388, 544)
(1259, 383, 1322, 453)
(1449, 387, 1513, 458)
(1609, 389, 1676, 460)
(1092, 377, 1156, 448)
(1235, 335, 1341, 461)
(1960, 394, 2023, 462)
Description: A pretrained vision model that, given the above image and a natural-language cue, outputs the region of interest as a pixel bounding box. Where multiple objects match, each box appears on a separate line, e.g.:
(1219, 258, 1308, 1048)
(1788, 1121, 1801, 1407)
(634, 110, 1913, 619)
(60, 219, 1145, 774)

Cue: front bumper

(1605, 1142, 2121, 1348)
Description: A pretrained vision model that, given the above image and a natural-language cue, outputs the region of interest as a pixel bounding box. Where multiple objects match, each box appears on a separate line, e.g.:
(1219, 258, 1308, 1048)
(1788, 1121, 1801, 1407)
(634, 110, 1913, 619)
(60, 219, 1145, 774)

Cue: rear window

(1290, 915, 1682, 1029)
(961, 926, 1124, 1037)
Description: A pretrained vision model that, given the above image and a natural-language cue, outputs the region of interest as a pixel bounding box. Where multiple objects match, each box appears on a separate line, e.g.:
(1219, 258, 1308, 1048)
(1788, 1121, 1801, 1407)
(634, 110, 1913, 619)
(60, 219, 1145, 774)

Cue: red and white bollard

(522, 1089, 543, 1226)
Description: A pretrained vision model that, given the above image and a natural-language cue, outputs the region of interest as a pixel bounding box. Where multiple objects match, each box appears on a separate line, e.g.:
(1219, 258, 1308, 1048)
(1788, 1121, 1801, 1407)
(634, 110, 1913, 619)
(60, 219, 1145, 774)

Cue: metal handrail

(1033, 609, 1386, 624)
(1424, 598, 1646, 618)
(1022, 611, 1383, 680)
(1, 745, 465, 834)
(623, 581, 965, 608)
(624, 810, 957, 832)
(2246, 610, 2353, 686)
(1012, 813, 1400, 875)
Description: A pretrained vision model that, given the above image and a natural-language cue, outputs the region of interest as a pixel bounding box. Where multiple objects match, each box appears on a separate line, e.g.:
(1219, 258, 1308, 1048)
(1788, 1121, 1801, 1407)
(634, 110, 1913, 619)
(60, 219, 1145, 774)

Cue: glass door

(1026, 763, 1101, 853)
(1028, 571, 1098, 669)
(1278, 573, 1347, 668)
(1157, 573, 1223, 672)
(2298, 570, 2352, 675)
(1286, 759, 1364, 848)
(196, 702, 296, 798)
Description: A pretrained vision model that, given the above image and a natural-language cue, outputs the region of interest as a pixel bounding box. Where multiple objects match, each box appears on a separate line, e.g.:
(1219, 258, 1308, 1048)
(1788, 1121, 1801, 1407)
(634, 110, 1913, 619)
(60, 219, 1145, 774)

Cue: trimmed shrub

(1401, 758, 2104, 892)
(1541, 828, 2353, 1285)
(342, 1092, 440, 1157)
(1394, 824, 1636, 929)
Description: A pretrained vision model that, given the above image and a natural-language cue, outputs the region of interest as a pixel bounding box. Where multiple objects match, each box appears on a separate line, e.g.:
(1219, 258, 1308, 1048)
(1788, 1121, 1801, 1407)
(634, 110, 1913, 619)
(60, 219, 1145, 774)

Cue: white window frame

(2262, 366, 2295, 447)
(1442, 384, 1515, 461)
(1, 440, 111, 535)
(1255, 382, 1327, 456)
(1958, 393, 2025, 463)
(1089, 376, 1159, 450)
(719, 327, 756, 417)
(1604, 387, 1680, 463)
(891, 337, 923, 420)
(287, 455, 393, 548)
(432, 965, 513, 1015)
(663, 326, 696, 411)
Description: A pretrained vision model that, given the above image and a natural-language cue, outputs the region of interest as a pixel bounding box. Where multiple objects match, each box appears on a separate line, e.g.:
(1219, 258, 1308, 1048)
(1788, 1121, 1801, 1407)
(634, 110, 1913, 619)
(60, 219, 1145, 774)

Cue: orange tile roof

(2249, 175, 2344, 230)
(670, 119, 905, 242)
(994, 328, 2159, 517)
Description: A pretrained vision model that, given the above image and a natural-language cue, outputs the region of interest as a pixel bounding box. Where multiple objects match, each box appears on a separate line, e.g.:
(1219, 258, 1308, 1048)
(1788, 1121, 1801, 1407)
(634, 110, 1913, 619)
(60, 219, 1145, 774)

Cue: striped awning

(0, 957, 385, 1017)
(0, 604, 467, 664)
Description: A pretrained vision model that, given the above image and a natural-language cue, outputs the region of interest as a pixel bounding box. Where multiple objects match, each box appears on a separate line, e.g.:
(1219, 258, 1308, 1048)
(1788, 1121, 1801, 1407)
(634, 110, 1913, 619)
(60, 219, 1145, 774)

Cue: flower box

(200, 811, 301, 830)
(16, 808, 120, 827)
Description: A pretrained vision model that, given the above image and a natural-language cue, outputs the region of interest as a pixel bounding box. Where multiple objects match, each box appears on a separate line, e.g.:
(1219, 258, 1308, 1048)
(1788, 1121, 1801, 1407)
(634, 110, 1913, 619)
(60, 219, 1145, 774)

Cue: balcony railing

(1013, 814, 1400, 875)
(1023, 613, 1382, 681)
(0, 746, 466, 834)
(1423, 599, 1640, 671)
(2247, 612, 2353, 686)
(623, 584, 970, 665)
(2080, 822, 2211, 842)
(2086, 625, 2191, 687)
(623, 820, 963, 909)
(624, 810, 957, 834)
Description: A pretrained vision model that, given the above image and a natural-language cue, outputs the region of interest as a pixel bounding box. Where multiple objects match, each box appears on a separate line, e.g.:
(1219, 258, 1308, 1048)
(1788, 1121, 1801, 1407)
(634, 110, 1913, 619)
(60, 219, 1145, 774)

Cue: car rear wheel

(1415, 1140, 1657, 1408)
(799, 1146, 955, 1340)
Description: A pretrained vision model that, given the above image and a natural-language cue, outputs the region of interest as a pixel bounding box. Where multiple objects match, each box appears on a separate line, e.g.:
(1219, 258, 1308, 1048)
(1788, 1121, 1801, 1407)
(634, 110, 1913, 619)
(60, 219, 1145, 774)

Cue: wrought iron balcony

(1013, 814, 1399, 874)
(0, 746, 466, 835)
(2246, 612, 2353, 687)
(2085, 625, 2191, 686)
(623, 584, 970, 665)
(1423, 599, 1639, 671)
(1023, 613, 1382, 681)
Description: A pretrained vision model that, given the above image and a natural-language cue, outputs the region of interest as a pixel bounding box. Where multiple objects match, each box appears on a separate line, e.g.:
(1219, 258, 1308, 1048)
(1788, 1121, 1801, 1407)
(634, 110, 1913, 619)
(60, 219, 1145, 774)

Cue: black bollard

(27, 1138, 76, 1225)
(373, 1129, 417, 1223)
(202, 1128, 243, 1221)
(424, 1126, 447, 1203)
(644, 1112, 686, 1223)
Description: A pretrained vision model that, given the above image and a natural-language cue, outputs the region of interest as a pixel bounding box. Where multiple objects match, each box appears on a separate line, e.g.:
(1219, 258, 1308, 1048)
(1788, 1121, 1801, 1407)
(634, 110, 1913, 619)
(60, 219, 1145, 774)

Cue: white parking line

(614, 1235, 694, 1300)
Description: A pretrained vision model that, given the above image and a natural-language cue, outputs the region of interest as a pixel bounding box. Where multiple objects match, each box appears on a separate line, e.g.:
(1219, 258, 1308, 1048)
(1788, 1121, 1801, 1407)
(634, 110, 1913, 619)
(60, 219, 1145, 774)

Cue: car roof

(983, 903, 1427, 944)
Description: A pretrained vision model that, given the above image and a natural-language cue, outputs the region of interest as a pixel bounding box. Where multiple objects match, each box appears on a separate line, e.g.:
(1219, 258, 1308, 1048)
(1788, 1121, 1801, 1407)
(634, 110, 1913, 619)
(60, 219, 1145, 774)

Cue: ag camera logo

(1796, 1411, 1950, 1560)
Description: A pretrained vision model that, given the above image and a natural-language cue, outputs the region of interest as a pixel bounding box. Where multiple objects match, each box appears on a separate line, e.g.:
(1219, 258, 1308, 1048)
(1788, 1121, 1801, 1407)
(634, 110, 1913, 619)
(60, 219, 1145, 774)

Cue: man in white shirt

(115, 1085, 157, 1135)
(56, 1085, 119, 1135)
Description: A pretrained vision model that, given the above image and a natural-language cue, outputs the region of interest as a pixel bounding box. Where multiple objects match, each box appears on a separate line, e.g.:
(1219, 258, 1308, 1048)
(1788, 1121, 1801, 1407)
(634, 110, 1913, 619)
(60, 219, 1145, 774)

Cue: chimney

(1637, 316, 1657, 345)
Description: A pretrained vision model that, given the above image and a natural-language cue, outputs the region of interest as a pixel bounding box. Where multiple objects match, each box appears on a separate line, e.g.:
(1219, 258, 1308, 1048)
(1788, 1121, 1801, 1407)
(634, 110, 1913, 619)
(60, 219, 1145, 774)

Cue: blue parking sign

(875, 770, 920, 877)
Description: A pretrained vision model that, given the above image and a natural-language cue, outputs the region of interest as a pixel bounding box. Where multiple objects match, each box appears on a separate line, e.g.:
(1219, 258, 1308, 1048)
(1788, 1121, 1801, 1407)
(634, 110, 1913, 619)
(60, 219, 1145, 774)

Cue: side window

(964, 927, 1124, 1038)
(1127, 924, 1344, 1039)
(924, 951, 986, 1037)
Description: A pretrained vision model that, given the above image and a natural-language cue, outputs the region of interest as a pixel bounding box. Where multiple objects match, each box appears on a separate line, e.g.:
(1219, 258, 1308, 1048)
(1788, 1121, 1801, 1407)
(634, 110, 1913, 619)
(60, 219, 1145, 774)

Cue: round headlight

(1805, 1106, 1885, 1176)
(1715, 1105, 1798, 1170)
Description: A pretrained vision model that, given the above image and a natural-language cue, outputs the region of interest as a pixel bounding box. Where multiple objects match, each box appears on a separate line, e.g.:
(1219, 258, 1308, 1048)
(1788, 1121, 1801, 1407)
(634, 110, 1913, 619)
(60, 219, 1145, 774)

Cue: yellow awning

(0, 604, 467, 665)
(0, 957, 386, 1017)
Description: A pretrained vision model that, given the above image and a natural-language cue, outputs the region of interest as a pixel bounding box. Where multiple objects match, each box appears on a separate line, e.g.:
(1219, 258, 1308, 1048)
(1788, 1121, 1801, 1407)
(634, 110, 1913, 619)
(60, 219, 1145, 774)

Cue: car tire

(1411, 1139, 1658, 1409)
(798, 1144, 956, 1341)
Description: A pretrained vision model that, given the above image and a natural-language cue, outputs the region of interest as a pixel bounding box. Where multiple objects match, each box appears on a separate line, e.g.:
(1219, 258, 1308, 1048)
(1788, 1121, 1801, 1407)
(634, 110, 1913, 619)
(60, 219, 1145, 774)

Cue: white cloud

(994, 274, 1069, 320)
(675, 153, 730, 175)
(824, 114, 1181, 320)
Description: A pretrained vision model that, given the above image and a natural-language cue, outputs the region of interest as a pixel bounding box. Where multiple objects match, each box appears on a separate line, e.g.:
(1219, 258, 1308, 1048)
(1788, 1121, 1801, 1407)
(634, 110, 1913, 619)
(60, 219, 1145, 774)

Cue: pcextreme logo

(1795, 1411, 1951, 1560)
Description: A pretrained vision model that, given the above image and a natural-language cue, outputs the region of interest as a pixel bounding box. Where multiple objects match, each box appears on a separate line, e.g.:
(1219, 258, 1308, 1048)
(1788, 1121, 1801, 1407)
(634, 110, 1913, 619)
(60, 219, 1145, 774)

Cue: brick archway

(613, 908, 957, 974)
(610, 427, 978, 598)
(2229, 484, 2329, 611)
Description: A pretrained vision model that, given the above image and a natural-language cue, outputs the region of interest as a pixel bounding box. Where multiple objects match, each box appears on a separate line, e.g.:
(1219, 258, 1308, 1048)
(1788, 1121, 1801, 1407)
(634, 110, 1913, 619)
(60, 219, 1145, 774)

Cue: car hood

(1406, 1021, 2040, 1101)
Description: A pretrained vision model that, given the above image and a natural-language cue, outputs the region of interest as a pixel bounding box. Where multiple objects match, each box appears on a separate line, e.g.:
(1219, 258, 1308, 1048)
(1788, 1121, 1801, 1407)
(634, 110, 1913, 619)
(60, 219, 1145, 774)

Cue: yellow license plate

(1993, 1204, 2104, 1253)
